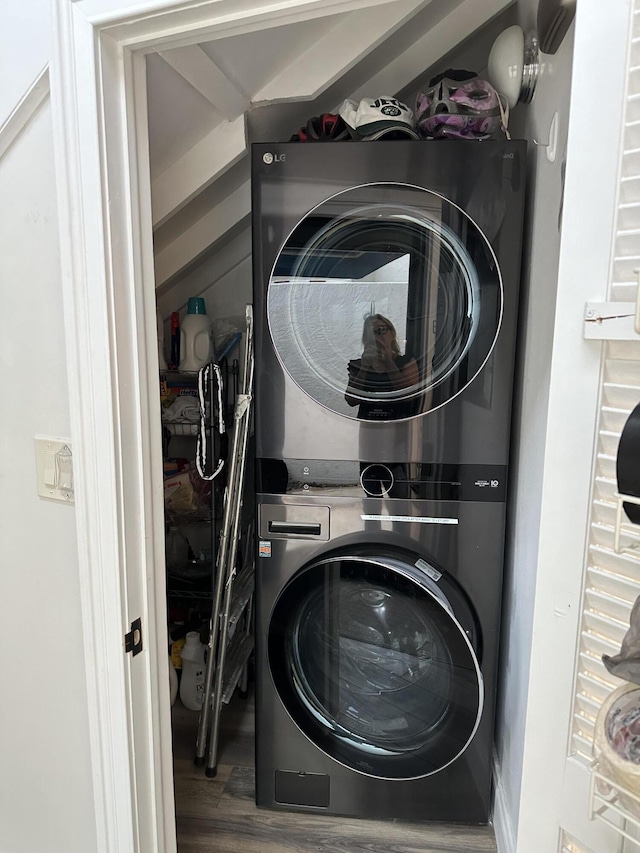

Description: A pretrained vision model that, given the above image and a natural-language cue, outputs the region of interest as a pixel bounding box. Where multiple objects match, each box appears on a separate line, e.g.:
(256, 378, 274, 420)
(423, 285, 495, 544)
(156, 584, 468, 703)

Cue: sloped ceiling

(147, 0, 517, 306)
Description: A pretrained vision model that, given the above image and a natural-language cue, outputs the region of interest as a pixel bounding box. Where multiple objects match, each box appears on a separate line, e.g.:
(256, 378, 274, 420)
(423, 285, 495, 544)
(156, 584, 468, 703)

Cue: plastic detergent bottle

(179, 631, 206, 711)
(179, 297, 211, 372)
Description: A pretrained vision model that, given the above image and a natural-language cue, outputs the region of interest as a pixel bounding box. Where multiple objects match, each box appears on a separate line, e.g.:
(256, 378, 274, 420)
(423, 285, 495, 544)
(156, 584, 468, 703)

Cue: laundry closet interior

(149, 2, 558, 848)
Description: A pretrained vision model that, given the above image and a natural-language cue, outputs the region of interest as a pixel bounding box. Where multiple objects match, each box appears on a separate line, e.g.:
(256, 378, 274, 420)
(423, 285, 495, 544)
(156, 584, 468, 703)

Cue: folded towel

(162, 394, 200, 423)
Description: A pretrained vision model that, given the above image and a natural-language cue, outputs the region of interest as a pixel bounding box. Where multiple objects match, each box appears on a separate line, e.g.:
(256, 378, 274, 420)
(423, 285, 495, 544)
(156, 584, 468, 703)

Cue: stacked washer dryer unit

(252, 140, 525, 823)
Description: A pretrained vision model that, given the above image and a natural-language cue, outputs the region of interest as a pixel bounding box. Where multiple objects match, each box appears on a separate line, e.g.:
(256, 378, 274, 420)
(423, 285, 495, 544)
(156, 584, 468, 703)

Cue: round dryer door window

(267, 182, 502, 420)
(268, 553, 483, 779)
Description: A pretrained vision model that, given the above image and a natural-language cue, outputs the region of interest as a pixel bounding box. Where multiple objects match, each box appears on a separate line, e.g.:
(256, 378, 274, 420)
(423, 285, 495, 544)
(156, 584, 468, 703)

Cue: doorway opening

(53, 0, 523, 850)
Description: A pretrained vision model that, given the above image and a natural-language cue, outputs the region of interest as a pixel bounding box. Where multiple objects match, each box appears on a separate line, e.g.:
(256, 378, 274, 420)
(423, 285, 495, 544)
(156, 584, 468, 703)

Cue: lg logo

(263, 152, 286, 164)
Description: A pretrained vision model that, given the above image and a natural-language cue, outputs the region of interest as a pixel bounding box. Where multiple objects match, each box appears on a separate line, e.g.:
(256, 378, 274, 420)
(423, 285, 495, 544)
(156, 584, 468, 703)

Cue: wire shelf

(166, 588, 213, 602)
(163, 422, 199, 436)
(590, 764, 640, 847)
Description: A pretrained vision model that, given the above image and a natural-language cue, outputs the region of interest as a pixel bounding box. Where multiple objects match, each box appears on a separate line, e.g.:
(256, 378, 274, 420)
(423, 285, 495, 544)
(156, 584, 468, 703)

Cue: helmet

(415, 69, 507, 140)
(338, 96, 419, 140)
(289, 113, 353, 142)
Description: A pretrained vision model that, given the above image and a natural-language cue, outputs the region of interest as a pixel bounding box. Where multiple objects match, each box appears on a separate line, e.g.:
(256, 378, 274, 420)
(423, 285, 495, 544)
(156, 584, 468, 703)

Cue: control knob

(360, 463, 394, 497)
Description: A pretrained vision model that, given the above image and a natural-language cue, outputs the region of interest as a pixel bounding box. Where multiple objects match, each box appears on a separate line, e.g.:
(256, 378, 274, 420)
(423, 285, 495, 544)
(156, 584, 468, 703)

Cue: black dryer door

(267, 182, 502, 420)
(268, 550, 482, 779)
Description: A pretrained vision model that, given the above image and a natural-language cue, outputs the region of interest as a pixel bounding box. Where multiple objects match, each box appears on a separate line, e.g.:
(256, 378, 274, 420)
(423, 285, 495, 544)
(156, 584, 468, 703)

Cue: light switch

(43, 451, 57, 487)
(35, 437, 74, 502)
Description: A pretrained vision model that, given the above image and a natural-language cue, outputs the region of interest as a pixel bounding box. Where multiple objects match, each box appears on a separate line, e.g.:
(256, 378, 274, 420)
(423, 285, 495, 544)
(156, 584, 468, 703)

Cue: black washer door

(268, 553, 482, 779)
(267, 183, 501, 420)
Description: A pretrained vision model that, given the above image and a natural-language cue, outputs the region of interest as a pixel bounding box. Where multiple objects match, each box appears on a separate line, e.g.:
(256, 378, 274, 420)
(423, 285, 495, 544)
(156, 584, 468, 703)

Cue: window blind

(569, 5, 640, 763)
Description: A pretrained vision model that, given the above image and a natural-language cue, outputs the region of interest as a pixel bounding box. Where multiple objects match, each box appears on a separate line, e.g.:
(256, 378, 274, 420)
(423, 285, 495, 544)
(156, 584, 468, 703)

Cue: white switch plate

(34, 436, 74, 502)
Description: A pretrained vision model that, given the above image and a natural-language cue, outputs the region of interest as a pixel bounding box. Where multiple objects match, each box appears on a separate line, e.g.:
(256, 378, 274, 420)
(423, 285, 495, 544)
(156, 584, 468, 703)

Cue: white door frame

(50, 1, 412, 851)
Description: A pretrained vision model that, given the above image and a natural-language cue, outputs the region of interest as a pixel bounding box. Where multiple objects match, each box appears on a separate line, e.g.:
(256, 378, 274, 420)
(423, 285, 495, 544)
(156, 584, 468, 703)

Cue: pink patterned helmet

(415, 69, 507, 140)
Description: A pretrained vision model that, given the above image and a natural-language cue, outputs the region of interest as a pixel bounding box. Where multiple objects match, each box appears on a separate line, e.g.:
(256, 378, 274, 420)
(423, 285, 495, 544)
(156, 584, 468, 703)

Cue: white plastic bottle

(179, 297, 211, 372)
(179, 631, 206, 710)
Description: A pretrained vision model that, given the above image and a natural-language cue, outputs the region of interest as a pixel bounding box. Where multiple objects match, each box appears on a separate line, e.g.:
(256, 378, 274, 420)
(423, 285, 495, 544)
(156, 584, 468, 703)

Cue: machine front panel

(267, 548, 482, 779)
(251, 140, 525, 822)
(258, 458, 507, 501)
(252, 140, 526, 468)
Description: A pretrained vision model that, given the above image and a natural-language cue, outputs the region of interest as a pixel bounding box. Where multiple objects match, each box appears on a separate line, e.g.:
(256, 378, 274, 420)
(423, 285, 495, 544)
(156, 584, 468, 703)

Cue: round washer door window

(267, 183, 502, 421)
(268, 554, 483, 779)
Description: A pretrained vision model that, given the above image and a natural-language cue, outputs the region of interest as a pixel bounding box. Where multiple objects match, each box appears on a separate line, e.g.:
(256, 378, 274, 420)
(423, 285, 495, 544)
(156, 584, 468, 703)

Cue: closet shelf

(165, 509, 213, 525)
(167, 559, 212, 578)
(163, 422, 199, 436)
(161, 369, 204, 378)
(166, 588, 213, 603)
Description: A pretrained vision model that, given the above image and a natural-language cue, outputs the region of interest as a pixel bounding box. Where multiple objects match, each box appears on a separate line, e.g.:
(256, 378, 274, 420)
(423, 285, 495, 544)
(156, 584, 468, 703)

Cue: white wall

(0, 9, 97, 853)
(496, 2, 631, 851)
(494, 11, 576, 844)
(156, 228, 252, 339)
(0, 0, 51, 126)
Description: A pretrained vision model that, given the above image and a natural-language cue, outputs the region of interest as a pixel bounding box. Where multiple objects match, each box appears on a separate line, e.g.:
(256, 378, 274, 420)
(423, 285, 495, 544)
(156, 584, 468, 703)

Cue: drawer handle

(268, 521, 322, 536)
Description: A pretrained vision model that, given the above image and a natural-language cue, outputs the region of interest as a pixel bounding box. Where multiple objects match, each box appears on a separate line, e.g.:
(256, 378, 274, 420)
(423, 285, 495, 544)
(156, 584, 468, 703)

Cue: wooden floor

(172, 690, 497, 853)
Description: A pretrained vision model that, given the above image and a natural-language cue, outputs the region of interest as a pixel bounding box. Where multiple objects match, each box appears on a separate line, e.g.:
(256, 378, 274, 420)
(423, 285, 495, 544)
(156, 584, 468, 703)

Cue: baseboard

(492, 751, 517, 853)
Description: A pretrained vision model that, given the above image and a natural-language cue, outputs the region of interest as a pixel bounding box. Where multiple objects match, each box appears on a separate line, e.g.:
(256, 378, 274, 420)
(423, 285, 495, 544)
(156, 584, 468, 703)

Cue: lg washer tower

(252, 139, 526, 823)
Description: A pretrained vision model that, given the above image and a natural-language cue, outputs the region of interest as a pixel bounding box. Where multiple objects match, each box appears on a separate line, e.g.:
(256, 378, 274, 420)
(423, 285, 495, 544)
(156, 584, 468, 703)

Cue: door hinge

(125, 617, 143, 656)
